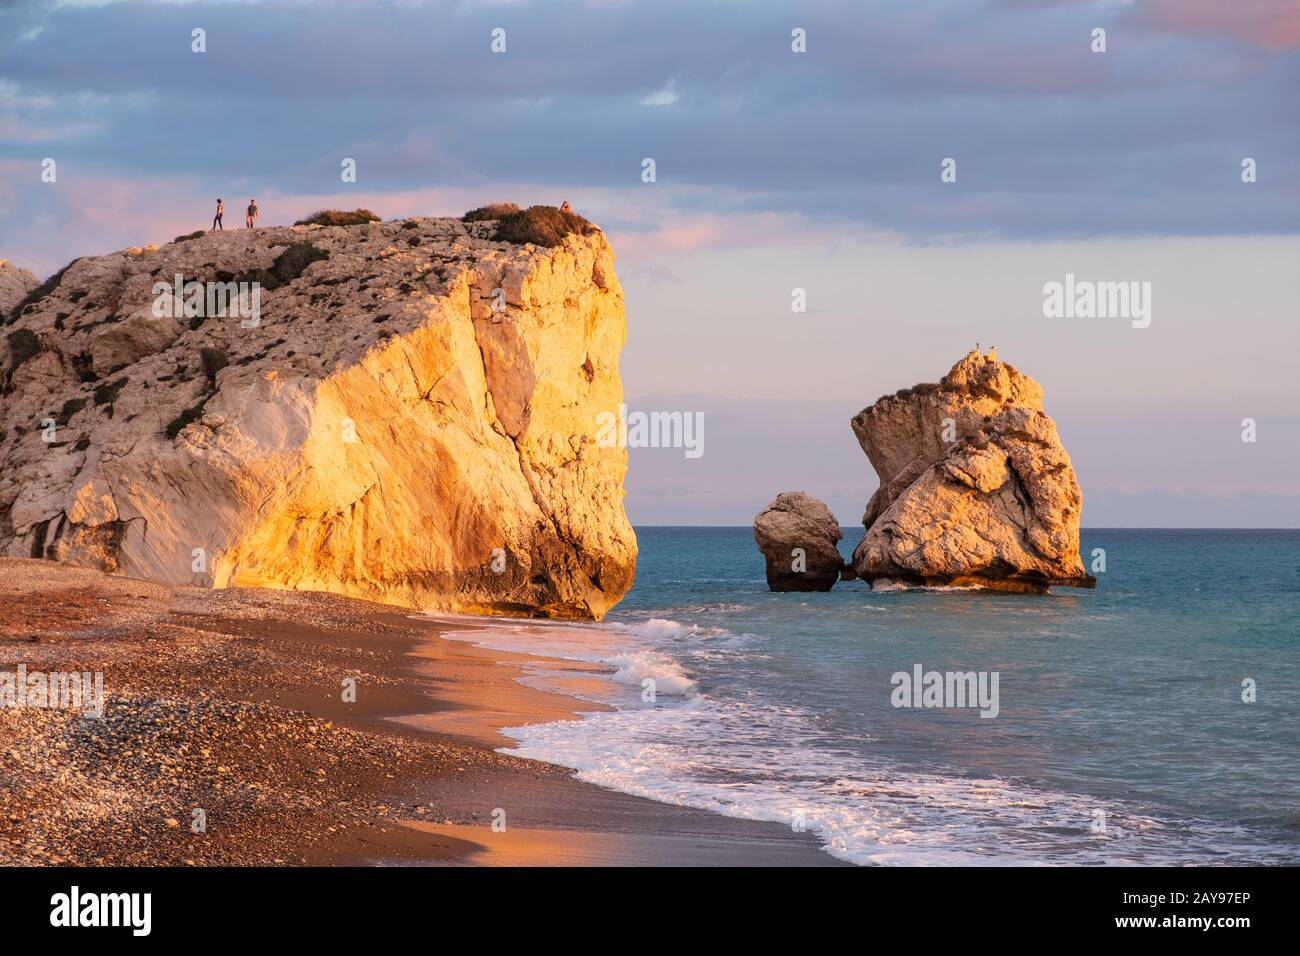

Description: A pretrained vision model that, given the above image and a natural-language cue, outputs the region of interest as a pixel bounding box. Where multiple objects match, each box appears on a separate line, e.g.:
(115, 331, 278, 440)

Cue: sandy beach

(0, 557, 841, 866)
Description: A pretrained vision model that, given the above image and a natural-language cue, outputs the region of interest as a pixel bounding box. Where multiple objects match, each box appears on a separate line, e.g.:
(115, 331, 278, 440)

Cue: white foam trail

(869, 580, 982, 593)
(625, 617, 703, 640)
(604, 650, 697, 696)
(502, 700, 1280, 866)
(415, 611, 1284, 865)
(421, 614, 701, 698)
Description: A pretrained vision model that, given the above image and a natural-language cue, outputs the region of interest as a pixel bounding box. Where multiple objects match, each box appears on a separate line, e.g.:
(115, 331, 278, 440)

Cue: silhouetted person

(212, 199, 224, 231)
(246, 199, 258, 229)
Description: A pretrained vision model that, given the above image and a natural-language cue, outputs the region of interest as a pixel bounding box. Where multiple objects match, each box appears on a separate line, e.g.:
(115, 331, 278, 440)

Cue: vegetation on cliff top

(489, 205, 599, 248)
(294, 209, 381, 227)
(461, 203, 521, 222)
(242, 242, 330, 291)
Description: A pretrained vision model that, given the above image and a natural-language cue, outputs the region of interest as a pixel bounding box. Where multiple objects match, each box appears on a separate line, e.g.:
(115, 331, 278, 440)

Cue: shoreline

(0, 558, 842, 866)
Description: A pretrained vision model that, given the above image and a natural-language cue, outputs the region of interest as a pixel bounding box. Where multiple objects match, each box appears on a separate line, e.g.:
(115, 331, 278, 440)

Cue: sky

(1, 0, 1297, 526)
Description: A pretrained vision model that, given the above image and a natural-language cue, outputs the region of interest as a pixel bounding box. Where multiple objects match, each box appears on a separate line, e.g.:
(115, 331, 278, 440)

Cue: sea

(433, 528, 1300, 865)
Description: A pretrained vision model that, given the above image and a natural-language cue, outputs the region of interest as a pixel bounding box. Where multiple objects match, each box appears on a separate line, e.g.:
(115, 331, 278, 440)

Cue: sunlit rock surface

(0, 217, 636, 619)
(850, 349, 1093, 593)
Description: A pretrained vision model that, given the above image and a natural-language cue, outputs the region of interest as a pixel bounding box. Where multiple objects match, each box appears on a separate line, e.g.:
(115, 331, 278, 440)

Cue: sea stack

(0, 215, 636, 619)
(850, 349, 1094, 592)
(753, 491, 845, 591)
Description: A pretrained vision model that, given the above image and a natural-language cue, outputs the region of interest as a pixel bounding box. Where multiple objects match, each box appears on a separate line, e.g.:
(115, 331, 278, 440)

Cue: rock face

(0, 217, 636, 619)
(0, 261, 38, 315)
(753, 491, 844, 591)
(850, 349, 1093, 592)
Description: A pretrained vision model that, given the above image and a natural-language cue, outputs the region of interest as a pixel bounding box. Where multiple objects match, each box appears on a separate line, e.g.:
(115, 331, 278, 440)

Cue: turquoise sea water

(443, 528, 1300, 865)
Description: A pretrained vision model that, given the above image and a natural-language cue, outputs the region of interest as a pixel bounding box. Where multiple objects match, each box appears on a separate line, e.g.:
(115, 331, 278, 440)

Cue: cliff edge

(0, 215, 636, 619)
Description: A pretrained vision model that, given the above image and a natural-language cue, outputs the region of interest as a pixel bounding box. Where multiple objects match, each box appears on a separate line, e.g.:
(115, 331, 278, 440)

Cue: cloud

(0, 0, 1297, 261)
(639, 79, 677, 107)
(0, 113, 100, 142)
(0, 165, 834, 277)
(0, 161, 209, 275)
(1132, 0, 1300, 51)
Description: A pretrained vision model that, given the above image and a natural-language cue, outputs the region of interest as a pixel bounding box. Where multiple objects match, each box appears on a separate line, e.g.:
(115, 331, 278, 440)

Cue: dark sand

(0, 558, 842, 866)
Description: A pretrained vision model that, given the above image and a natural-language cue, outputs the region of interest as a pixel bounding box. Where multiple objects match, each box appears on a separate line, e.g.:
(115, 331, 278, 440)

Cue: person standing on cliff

(245, 199, 258, 229)
(212, 199, 224, 231)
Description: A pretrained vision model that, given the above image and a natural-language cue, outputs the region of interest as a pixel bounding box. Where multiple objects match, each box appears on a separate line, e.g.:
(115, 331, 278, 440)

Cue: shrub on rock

(492, 205, 598, 247)
(6, 329, 41, 369)
(461, 203, 521, 222)
(199, 347, 228, 384)
(294, 209, 381, 227)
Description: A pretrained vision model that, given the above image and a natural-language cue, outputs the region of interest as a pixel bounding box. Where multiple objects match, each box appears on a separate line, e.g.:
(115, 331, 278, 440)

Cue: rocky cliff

(0, 261, 38, 316)
(850, 349, 1093, 592)
(0, 216, 636, 619)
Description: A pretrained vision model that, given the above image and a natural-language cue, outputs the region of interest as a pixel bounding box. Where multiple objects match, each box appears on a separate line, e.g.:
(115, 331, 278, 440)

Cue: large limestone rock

(0, 260, 38, 315)
(0, 216, 636, 619)
(753, 491, 844, 591)
(850, 349, 1093, 592)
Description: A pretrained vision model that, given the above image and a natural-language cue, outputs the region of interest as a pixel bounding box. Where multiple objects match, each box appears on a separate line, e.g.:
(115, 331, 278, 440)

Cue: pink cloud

(0, 163, 207, 276)
(1134, 0, 1300, 50)
(0, 174, 543, 277)
(0, 114, 100, 144)
(592, 190, 894, 266)
(0, 170, 871, 280)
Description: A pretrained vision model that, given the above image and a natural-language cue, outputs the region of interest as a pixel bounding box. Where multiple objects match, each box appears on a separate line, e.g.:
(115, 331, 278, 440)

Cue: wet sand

(0, 557, 843, 866)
